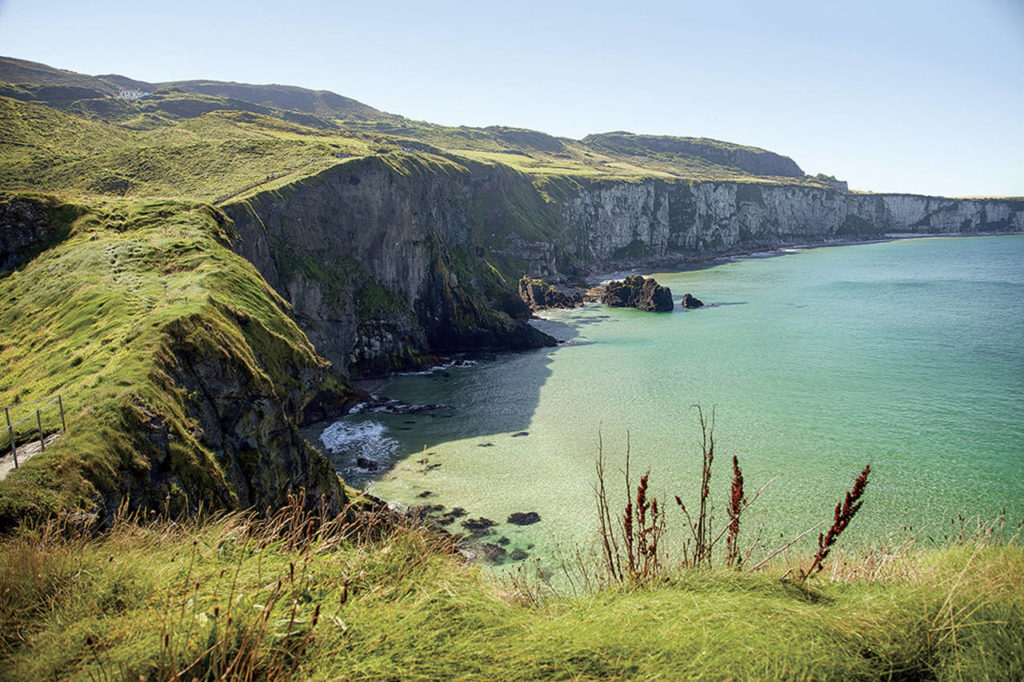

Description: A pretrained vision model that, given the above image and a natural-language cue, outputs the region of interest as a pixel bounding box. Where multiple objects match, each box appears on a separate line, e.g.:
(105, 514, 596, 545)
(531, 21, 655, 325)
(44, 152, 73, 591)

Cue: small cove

(311, 235, 1024, 571)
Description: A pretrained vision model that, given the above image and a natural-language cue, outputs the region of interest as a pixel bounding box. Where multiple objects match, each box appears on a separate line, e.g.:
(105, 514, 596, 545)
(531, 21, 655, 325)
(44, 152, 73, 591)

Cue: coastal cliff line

(221, 157, 1024, 379)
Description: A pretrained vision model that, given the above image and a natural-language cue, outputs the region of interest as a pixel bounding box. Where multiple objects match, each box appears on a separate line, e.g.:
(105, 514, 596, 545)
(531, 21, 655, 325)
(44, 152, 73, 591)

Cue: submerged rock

(681, 293, 704, 309)
(510, 548, 529, 561)
(507, 511, 541, 525)
(461, 517, 497, 533)
(355, 457, 381, 471)
(600, 275, 673, 312)
(461, 542, 508, 565)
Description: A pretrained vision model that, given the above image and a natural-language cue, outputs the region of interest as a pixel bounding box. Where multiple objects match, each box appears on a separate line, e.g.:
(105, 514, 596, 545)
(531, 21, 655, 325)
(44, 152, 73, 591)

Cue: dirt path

(0, 433, 60, 481)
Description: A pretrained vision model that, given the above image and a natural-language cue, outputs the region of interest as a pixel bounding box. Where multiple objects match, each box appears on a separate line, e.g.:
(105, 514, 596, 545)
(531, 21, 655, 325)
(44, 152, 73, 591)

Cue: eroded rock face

(518, 276, 583, 310)
(154, 311, 345, 519)
(0, 196, 78, 273)
(224, 158, 555, 378)
(560, 182, 1024, 266)
(601, 275, 673, 312)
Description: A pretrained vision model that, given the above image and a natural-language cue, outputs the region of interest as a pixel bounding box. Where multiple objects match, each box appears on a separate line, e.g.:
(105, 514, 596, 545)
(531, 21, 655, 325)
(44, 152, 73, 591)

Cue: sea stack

(600, 275, 673, 312)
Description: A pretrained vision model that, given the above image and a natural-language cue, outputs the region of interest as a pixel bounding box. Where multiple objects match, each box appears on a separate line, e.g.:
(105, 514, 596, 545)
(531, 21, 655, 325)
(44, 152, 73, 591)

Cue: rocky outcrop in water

(601, 275, 674, 312)
(518, 276, 583, 310)
(507, 511, 541, 525)
(681, 293, 704, 309)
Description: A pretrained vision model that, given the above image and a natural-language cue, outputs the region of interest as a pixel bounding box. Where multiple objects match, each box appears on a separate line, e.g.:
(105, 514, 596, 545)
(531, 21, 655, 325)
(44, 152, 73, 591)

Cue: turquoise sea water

(318, 236, 1024, 568)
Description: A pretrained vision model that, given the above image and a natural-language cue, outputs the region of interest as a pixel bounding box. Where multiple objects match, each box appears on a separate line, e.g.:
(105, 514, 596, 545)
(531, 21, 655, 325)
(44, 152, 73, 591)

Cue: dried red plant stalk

(726, 455, 746, 567)
(804, 463, 871, 578)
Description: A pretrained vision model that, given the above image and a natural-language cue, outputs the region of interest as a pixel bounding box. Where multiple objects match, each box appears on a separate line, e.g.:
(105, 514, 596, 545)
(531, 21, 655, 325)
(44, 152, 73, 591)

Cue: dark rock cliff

(223, 155, 555, 378)
(0, 195, 80, 273)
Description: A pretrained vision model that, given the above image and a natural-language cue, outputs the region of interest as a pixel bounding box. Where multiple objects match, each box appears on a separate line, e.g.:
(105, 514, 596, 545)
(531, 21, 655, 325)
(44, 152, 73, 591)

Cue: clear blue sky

(1, 0, 1022, 197)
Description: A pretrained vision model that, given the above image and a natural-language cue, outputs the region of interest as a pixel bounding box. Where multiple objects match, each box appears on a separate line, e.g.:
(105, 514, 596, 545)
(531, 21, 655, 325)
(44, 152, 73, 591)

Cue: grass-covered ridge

(0, 499, 1021, 680)
(0, 55, 843, 207)
(0, 193, 344, 527)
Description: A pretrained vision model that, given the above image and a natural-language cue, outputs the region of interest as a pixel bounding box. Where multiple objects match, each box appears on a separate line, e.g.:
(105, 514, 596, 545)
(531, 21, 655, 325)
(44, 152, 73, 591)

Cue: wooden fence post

(58, 395, 66, 433)
(36, 409, 45, 451)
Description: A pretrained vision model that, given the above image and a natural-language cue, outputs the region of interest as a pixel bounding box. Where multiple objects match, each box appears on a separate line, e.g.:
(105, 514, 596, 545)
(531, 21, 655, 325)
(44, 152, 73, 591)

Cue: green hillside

(0, 55, 832, 205)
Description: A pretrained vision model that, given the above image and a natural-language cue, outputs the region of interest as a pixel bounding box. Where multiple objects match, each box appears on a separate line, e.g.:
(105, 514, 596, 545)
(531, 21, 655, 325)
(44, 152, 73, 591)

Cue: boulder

(681, 293, 704, 309)
(355, 457, 380, 471)
(600, 275, 673, 312)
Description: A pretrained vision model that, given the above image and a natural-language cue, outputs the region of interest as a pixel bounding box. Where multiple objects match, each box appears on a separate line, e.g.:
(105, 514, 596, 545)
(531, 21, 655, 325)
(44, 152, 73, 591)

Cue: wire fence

(0, 395, 66, 469)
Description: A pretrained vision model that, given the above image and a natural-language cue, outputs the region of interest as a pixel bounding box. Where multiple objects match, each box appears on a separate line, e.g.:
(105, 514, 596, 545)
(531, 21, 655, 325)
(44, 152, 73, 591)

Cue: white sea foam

(319, 420, 398, 471)
(398, 359, 477, 376)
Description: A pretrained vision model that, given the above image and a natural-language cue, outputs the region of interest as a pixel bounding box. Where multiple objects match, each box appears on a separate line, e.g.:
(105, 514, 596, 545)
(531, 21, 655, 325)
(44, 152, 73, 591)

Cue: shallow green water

(319, 236, 1024, 568)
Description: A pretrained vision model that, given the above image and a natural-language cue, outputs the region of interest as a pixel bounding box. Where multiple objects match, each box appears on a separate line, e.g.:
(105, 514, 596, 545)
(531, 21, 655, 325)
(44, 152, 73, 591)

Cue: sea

(311, 235, 1024, 571)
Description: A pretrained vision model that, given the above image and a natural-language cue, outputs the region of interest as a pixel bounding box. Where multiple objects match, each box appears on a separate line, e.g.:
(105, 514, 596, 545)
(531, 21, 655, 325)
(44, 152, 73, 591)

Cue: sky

(0, 0, 1022, 197)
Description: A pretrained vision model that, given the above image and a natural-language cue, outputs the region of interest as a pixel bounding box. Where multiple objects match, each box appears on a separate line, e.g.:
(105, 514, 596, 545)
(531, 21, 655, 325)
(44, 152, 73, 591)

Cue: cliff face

(223, 155, 1023, 379)
(0, 195, 80, 272)
(551, 181, 1024, 272)
(223, 156, 553, 378)
(151, 307, 344, 517)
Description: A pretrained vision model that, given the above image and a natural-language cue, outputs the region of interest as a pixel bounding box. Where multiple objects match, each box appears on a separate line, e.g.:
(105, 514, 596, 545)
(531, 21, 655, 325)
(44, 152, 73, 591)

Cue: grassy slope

(0, 95, 375, 202)
(0, 195, 336, 524)
(0, 53, 837, 208)
(0, 508, 1020, 680)
(0, 92, 820, 205)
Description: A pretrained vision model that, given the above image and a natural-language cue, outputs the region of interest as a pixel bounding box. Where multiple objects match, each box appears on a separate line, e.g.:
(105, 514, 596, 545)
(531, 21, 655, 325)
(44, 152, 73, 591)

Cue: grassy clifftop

(0, 194, 345, 527)
(0, 55, 836, 204)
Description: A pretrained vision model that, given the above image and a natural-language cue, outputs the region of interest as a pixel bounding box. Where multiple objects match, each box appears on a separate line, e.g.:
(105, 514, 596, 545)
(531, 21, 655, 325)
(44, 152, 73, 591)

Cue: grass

(0, 193, 342, 526)
(0, 497, 1020, 680)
